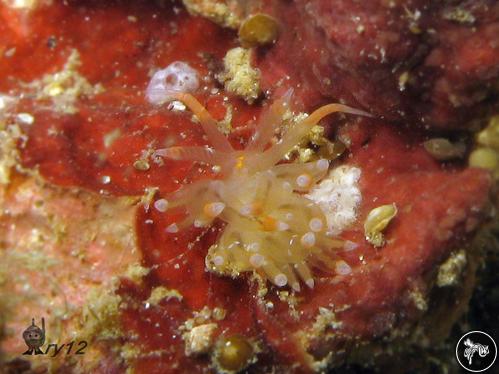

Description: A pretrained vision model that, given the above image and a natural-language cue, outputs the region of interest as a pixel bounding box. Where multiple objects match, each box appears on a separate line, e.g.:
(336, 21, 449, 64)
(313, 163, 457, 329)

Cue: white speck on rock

(184, 323, 217, 356)
(16, 113, 35, 125)
(167, 100, 187, 112)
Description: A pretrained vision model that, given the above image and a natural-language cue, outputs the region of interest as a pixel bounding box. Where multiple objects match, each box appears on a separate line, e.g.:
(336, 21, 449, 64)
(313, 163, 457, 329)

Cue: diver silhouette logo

(20, 318, 89, 357)
(22, 318, 45, 355)
(464, 338, 489, 365)
(456, 331, 497, 372)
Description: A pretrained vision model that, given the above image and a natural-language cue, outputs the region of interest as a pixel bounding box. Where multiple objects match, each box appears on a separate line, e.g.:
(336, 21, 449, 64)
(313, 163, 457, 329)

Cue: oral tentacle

(247, 88, 294, 152)
(260, 103, 372, 170)
(168, 92, 234, 152)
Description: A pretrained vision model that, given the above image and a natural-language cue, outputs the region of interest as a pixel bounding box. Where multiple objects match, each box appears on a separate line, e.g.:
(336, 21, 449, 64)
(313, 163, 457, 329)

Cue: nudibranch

(154, 91, 369, 291)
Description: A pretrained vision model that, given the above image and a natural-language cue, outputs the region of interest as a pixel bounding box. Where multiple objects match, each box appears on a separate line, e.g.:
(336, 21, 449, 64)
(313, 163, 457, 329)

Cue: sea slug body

(153, 90, 370, 289)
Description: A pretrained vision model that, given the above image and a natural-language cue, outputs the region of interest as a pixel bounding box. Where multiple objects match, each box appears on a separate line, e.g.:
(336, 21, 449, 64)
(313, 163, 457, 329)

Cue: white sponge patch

(306, 165, 362, 235)
(146, 61, 199, 105)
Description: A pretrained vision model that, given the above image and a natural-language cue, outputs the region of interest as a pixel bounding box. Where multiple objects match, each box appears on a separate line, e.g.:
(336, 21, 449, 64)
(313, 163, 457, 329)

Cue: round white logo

(456, 331, 497, 372)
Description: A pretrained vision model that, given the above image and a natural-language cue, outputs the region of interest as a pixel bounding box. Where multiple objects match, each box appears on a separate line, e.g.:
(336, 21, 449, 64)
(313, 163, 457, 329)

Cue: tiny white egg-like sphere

(154, 198, 169, 212)
(204, 202, 226, 218)
(306, 279, 315, 289)
(335, 260, 352, 275)
(194, 219, 205, 228)
(247, 242, 260, 252)
(276, 221, 290, 231)
(296, 174, 312, 188)
(166, 223, 179, 233)
(309, 218, 323, 232)
(316, 159, 329, 171)
(239, 205, 253, 216)
(213, 255, 225, 267)
(343, 240, 358, 251)
(249, 254, 265, 268)
(300, 232, 316, 248)
(274, 273, 288, 287)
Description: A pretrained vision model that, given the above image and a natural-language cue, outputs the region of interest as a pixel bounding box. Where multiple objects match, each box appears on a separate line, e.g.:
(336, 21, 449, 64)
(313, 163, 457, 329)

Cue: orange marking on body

(261, 215, 278, 231)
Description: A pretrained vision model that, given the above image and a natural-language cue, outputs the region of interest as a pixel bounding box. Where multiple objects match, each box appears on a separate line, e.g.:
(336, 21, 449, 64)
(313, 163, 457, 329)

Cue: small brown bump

(215, 334, 254, 372)
(238, 13, 279, 47)
(423, 138, 465, 161)
(133, 159, 150, 171)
